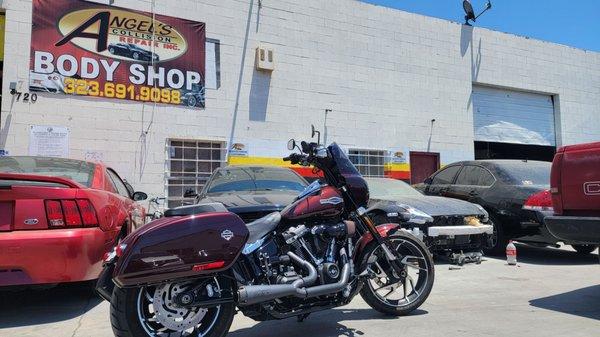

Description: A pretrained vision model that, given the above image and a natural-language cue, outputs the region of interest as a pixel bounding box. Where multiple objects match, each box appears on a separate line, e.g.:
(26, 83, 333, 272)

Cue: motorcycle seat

(246, 212, 281, 243)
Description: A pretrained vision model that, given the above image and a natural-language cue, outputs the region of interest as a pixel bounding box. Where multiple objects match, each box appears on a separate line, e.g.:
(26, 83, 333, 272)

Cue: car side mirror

(132, 191, 148, 201)
(424, 177, 433, 185)
(184, 188, 198, 198)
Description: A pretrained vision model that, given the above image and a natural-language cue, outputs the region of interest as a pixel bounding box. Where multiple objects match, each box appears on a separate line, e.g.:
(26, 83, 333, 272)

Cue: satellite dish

(463, 0, 476, 22)
(462, 0, 492, 26)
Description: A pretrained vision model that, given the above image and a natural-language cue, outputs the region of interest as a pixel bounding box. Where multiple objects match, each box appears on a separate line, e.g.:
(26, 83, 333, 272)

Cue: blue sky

(361, 0, 600, 52)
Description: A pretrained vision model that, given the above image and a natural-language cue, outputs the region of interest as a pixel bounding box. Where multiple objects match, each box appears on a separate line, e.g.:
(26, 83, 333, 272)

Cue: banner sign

(30, 0, 206, 108)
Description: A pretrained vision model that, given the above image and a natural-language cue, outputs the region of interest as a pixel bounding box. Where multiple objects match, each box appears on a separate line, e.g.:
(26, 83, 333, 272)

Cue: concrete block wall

(1, 0, 599, 197)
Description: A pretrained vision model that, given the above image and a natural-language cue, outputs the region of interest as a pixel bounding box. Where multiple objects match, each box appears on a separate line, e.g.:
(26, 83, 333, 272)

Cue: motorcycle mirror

(287, 139, 296, 151)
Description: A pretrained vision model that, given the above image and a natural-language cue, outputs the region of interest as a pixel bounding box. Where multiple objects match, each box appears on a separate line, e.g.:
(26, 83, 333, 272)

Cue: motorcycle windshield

(328, 143, 360, 176)
(327, 143, 370, 207)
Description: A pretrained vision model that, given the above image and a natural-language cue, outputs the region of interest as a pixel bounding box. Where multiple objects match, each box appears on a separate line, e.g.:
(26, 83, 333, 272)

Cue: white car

(29, 71, 66, 93)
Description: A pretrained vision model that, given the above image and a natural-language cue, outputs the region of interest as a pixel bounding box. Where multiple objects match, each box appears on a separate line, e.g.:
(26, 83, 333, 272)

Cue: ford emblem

(24, 218, 39, 225)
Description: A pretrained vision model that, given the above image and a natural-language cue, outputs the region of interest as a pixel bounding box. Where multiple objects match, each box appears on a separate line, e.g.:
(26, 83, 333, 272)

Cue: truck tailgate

(0, 202, 13, 231)
(560, 142, 600, 214)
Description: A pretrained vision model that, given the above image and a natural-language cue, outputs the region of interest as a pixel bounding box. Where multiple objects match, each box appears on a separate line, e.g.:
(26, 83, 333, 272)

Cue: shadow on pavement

(0, 281, 101, 328)
(529, 284, 600, 321)
(229, 308, 427, 337)
(485, 243, 599, 266)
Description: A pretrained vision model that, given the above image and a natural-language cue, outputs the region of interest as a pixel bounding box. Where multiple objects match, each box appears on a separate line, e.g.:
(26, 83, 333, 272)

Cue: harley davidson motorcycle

(96, 138, 435, 337)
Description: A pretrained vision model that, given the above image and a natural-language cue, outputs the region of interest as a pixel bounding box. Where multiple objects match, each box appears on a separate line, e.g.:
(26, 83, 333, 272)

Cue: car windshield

(206, 167, 308, 194)
(493, 161, 551, 187)
(0, 156, 96, 187)
(366, 178, 423, 198)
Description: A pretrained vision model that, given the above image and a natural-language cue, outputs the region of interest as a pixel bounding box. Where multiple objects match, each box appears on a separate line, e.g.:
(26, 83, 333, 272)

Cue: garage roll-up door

(472, 86, 556, 146)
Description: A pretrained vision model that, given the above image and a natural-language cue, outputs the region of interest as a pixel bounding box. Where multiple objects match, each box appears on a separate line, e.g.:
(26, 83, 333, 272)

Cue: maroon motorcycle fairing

(113, 212, 248, 287)
(281, 185, 344, 221)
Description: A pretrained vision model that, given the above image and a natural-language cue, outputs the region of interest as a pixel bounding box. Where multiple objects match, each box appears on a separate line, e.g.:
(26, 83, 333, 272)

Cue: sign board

(229, 142, 249, 157)
(29, 0, 206, 108)
(29, 125, 70, 158)
(391, 151, 407, 164)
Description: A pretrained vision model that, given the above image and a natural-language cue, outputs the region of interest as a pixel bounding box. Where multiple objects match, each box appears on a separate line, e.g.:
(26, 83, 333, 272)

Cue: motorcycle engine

(252, 221, 355, 287)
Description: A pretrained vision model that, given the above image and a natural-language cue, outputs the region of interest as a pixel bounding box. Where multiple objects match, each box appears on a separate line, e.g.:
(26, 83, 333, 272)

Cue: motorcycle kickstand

(297, 313, 310, 323)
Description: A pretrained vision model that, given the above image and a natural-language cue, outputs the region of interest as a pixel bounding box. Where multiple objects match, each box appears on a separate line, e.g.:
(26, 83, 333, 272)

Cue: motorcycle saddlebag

(113, 212, 248, 287)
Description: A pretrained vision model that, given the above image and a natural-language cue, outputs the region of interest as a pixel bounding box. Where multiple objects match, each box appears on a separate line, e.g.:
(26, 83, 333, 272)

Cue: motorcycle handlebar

(283, 142, 322, 165)
(283, 153, 305, 165)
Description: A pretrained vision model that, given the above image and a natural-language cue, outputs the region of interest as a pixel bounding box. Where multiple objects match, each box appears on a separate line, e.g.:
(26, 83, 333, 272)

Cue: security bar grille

(166, 140, 225, 208)
(348, 149, 386, 177)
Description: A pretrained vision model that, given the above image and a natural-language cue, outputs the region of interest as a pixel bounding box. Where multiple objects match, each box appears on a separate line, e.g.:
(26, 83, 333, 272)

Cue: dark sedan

(181, 84, 205, 108)
(416, 160, 553, 255)
(366, 178, 492, 256)
(108, 43, 159, 62)
(194, 166, 308, 223)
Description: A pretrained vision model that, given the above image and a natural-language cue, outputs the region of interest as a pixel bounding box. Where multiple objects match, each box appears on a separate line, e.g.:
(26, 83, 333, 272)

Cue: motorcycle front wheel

(359, 231, 435, 316)
(110, 278, 235, 337)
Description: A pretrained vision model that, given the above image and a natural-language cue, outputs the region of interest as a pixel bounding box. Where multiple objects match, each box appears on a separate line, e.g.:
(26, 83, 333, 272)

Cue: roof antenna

(463, 0, 492, 26)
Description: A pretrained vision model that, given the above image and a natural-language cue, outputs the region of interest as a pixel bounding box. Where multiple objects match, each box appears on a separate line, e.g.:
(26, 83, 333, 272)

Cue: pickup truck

(545, 141, 600, 254)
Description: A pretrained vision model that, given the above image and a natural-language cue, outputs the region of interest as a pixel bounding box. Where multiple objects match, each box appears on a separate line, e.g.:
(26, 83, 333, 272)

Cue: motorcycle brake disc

(153, 283, 208, 331)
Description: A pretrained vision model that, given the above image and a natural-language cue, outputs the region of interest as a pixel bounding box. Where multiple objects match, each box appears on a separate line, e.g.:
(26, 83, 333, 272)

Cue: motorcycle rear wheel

(359, 231, 435, 316)
(110, 279, 235, 337)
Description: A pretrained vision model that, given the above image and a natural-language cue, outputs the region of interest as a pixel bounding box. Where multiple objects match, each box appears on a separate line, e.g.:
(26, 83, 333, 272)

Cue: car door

(449, 165, 496, 203)
(423, 165, 462, 197)
(106, 168, 144, 232)
(113, 44, 125, 56)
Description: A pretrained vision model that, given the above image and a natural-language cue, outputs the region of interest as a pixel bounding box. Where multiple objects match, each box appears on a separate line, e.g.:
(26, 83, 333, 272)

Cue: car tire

(109, 47, 115, 54)
(571, 244, 597, 255)
(484, 215, 509, 256)
(187, 95, 197, 107)
(133, 52, 140, 60)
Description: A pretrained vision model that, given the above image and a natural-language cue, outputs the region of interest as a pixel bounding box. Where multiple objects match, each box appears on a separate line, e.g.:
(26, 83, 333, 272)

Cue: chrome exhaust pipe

(238, 251, 351, 306)
(301, 262, 350, 298)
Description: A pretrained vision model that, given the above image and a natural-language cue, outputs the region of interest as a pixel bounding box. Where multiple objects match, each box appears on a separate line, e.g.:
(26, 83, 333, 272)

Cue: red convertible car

(0, 156, 147, 287)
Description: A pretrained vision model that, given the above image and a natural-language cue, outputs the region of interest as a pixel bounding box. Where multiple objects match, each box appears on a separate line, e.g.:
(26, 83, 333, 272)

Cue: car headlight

(393, 204, 433, 225)
(474, 204, 489, 222)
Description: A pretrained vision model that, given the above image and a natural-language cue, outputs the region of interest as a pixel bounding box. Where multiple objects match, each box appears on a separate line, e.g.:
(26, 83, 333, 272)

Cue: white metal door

(472, 86, 555, 146)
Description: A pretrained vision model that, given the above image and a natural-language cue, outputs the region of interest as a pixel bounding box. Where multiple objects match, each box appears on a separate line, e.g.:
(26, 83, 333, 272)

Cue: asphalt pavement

(1, 244, 599, 337)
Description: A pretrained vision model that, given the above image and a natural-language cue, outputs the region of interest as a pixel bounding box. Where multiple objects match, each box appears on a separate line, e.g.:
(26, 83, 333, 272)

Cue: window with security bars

(348, 149, 386, 177)
(166, 140, 226, 208)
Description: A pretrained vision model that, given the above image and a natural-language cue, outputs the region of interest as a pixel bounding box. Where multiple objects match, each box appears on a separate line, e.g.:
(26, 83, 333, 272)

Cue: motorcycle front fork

(357, 213, 408, 277)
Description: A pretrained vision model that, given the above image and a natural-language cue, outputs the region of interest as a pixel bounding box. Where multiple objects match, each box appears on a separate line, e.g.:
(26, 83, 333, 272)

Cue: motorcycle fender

(113, 212, 248, 288)
(353, 223, 400, 262)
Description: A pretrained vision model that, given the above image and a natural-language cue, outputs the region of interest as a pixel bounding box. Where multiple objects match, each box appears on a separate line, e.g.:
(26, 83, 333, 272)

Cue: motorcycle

(96, 137, 435, 337)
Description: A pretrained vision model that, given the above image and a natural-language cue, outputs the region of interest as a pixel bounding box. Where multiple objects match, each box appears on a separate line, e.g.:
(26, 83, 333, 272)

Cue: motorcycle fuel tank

(281, 185, 344, 221)
(113, 212, 248, 287)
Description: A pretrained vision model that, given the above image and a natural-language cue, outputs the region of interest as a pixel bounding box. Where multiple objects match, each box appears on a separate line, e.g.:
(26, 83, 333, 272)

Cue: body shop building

(0, 0, 599, 207)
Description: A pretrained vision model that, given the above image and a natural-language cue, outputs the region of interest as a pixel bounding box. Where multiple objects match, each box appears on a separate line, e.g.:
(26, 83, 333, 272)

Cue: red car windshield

(0, 156, 96, 187)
